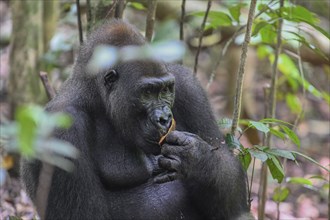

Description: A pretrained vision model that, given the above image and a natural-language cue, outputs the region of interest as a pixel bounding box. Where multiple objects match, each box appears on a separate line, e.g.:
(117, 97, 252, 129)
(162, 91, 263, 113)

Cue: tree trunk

(9, 1, 45, 115)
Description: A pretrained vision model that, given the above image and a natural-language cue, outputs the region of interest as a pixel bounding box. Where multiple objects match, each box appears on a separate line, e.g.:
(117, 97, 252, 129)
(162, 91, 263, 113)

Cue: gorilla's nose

(154, 106, 173, 132)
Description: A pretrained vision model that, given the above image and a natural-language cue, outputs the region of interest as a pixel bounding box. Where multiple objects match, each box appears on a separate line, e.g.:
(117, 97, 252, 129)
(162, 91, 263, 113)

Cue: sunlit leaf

(252, 21, 269, 37)
(286, 177, 312, 186)
(128, 2, 146, 10)
(259, 23, 276, 44)
(16, 106, 38, 156)
(257, 45, 273, 59)
(282, 6, 319, 25)
(286, 93, 302, 114)
(229, 3, 246, 23)
(273, 186, 289, 202)
(192, 11, 233, 28)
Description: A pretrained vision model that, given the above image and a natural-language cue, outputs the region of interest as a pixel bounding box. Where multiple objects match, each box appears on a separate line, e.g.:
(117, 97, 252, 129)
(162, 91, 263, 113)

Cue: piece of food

(159, 118, 176, 145)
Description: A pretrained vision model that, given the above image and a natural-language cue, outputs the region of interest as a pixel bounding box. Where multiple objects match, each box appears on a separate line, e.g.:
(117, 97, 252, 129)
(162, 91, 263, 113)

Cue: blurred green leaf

(217, 118, 233, 129)
(259, 118, 293, 126)
(228, 3, 246, 23)
(280, 125, 300, 147)
(225, 133, 242, 150)
(287, 177, 312, 186)
(292, 151, 330, 172)
(267, 154, 284, 183)
(16, 106, 38, 157)
(249, 121, 270, 134)
(260, 23, 276, 44)
(286, 93, 302, 114)
(52, 113, 72, 129)
(128, 2, 146, 10)
(239, 149, 251, 171)
(282, 6, 319, 25)
(257, 45, 273, 59)
(249, 148, 268, 162)
(192, 11, 233, 28)
(269, 127, 286, 140)
(266, 148, 295, 160)
(273, 186, 289, 202)
(252, 20, 269, 37)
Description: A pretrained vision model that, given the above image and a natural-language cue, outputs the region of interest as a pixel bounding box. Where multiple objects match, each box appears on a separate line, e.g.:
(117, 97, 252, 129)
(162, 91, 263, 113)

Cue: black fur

(21, 19, 250, 220)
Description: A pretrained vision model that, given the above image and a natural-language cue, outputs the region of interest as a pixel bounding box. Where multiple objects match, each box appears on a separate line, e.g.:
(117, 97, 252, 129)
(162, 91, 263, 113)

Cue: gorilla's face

(99, 60, 175, 155)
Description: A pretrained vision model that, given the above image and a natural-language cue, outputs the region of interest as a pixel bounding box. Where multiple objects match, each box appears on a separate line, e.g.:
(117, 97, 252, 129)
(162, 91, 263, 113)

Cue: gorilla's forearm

(184, 148, 249, 219)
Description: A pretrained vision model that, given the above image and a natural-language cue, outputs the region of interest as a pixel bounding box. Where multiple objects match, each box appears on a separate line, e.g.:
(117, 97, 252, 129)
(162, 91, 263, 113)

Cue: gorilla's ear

(104, 69, 119, 85)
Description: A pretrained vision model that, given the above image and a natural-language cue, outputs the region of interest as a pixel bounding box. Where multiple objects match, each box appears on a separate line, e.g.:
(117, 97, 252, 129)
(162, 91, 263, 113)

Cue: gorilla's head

(78, 20, 177, 154)
(99, 60, 175, 154)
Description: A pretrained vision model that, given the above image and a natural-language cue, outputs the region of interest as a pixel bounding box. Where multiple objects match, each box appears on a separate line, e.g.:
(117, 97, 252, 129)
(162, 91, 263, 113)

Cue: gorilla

(21, 19, 251, 220)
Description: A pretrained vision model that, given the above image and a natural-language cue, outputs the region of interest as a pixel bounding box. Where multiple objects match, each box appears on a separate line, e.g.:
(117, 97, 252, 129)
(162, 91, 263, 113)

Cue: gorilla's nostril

(159, 117, 168, 126)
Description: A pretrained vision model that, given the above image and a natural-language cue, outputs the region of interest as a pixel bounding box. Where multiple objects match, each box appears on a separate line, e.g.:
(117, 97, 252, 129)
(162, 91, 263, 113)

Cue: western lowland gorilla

(21, 19, 252, 220)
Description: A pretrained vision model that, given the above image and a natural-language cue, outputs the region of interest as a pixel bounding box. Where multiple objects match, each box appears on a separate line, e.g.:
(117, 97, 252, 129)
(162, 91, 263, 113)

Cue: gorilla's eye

(104, 70, 118, 85)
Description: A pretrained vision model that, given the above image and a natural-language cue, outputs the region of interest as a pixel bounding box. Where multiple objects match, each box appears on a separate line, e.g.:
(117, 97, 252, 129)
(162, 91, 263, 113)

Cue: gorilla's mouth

(159, 118, 176, 145)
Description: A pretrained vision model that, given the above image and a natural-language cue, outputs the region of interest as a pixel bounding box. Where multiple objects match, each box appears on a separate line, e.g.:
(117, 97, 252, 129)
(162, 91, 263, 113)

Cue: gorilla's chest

(106, 180, 200, 220)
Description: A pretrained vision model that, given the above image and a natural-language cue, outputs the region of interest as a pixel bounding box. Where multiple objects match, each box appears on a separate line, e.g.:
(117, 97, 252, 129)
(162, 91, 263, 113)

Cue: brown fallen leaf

(158, 118, 176, 146)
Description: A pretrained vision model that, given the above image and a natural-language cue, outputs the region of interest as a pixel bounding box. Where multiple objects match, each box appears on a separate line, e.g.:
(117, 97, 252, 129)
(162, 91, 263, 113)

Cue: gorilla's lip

(145, 138, 160, 146)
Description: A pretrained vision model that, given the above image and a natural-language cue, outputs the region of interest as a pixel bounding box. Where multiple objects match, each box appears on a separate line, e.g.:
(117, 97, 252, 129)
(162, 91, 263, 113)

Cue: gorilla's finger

(161, 144, 186, 156)
(153, 172, 179, 184)
(165, 131, 193, 146)
(158, 156, 181, 171)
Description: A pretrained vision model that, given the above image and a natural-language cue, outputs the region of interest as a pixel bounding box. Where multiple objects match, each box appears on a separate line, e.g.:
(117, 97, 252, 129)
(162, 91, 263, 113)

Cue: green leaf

(269, 127, 286, 140)
(286, 177, 312, 186)
(259, 23, 277, 44)
(292, 151, 330, 172)
(249, 121, 270, 134)
(209, 11, 233, 27)
(257, 45, 273, 59)
(229, 3, 246, 23)
(252, 21, 269, 37)
(259, 118, 293, 126)
(266, 148, 295, 160)
(225, 133, 242, 150)
(15, 106, 38, 156)
(286, 93, 302, 114)
(217, 118, 233, 129)
(280, 125, 300, 147)
(129, 2, 146, 10)
(282, 6, 319, 25)
(267, 155, 284, 183)
(192, 11, 233, 27)
(52, 113, 72, 129)
(273, 186, 289, 202)
(249, 148, 268, 162)
(239, 149, 251, 171)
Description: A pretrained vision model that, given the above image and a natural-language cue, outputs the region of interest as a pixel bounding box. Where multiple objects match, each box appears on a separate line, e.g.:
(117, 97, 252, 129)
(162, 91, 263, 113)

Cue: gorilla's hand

(154, 130, 216, 184)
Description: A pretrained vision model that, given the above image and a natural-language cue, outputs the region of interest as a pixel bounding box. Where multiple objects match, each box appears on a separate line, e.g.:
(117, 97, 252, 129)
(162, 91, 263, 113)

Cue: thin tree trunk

(9, 1, 45, 115)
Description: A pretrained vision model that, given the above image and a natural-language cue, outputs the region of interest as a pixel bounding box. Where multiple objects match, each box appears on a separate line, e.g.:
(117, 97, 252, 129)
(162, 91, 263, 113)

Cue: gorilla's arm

(161, 64, 249, 219)
(21, 107, 110, 220)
